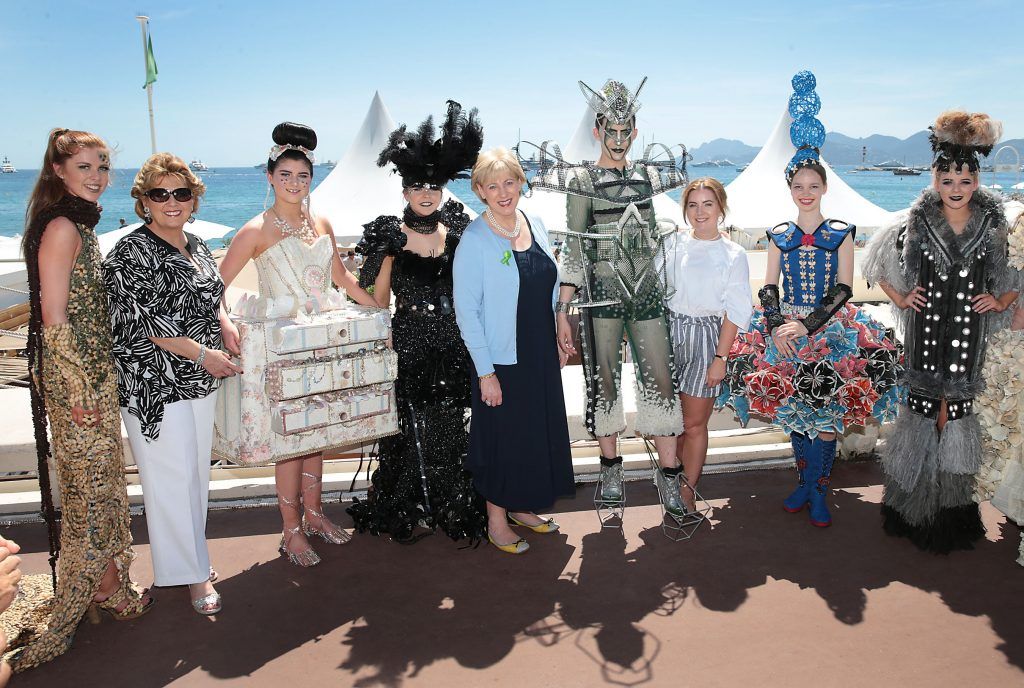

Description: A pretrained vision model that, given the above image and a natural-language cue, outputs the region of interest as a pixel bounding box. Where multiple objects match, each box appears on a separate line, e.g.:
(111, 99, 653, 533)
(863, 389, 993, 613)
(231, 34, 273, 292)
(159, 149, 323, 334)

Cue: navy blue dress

(467, 228, 576, 512)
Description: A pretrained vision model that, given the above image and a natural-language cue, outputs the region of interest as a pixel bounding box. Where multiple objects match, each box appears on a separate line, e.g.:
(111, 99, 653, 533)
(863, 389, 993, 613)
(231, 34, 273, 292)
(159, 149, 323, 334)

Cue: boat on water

(316, 160, 336, 170)
(190, 159, 209, 172)
(893, 167, 921, 176)
(0, 157, 15, 174)
(736, 164, 749, 172)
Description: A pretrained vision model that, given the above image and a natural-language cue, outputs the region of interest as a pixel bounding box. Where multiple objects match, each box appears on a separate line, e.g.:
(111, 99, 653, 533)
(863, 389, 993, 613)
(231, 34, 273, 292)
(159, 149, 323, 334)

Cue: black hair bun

(272, 122, 317, 151)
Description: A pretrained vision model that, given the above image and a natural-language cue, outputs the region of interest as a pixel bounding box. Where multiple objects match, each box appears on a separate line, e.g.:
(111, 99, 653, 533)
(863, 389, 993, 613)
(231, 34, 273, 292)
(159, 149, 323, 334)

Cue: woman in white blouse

(664, 178, 752, 511)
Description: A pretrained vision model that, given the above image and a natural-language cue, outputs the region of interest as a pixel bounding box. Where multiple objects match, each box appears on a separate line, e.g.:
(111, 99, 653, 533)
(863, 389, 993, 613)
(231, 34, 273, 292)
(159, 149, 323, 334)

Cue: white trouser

(122, 391, 217, 586)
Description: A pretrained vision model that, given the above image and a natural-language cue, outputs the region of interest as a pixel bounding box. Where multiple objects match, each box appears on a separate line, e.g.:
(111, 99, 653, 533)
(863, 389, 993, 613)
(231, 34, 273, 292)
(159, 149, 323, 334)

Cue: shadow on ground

(4, 461, 1022, 686)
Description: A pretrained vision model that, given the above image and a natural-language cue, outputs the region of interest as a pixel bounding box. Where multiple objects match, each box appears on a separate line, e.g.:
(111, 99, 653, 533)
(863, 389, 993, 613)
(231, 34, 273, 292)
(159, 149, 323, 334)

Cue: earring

(187, 214, 196, 224)
(143, 207, 153, 224)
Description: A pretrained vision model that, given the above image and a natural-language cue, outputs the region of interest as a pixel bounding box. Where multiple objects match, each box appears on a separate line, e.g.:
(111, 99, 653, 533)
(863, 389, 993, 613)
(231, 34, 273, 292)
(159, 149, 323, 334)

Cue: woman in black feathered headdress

(377, 100, 484, 188)
(346, 102, 488, 544)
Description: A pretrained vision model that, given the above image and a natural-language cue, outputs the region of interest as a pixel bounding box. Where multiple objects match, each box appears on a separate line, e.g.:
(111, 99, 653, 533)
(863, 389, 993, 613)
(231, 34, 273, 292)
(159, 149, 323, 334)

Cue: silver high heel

(301, 471, 352, 545)
(191, 591, 222, 616)
(278, 493, 321, 567)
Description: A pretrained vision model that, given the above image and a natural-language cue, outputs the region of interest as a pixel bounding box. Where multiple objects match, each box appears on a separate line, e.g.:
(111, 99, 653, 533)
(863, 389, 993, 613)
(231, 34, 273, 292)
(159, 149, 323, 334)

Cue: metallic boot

(654, 467, 686, 517)
(599, 456, 624, 501)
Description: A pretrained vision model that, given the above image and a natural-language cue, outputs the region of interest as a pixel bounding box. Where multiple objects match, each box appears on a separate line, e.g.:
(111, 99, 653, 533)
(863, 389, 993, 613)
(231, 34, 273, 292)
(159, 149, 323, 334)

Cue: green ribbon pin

(500, 250, 512, 266)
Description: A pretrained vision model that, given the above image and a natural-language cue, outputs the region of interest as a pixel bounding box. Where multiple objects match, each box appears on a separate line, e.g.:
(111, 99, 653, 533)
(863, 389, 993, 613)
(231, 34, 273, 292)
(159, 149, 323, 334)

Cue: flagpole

(136, 15, 157, 154)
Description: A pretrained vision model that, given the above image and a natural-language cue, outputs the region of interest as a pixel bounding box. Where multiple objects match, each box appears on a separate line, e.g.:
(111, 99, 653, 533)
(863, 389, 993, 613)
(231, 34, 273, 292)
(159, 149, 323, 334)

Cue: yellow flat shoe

(487, 533, 530, 554)
(508, 514, 560, 534)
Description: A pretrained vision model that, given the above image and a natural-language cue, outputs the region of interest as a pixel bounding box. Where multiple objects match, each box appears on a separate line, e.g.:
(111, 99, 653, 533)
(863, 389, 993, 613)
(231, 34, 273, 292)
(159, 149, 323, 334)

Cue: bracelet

(479, 372, 496, 380)
(195, 345, 207, 367)
(554, 301, 572, 314)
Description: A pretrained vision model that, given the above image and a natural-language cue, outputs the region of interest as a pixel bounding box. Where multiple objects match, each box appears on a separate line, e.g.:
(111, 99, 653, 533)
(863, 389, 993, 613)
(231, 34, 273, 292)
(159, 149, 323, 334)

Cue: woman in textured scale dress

(347, 102, 488, 544)
(4, 129, 151, 673)
(453, 147, 576, 554)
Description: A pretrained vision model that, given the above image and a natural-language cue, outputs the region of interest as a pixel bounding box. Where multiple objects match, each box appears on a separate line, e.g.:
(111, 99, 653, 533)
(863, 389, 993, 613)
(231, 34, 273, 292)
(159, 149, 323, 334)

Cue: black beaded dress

(347, 200, 486, 542)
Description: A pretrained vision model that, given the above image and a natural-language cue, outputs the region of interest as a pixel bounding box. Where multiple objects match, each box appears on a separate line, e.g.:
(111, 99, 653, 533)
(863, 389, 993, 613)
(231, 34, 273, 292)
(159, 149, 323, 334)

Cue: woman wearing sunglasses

(105, 153, 240, 615)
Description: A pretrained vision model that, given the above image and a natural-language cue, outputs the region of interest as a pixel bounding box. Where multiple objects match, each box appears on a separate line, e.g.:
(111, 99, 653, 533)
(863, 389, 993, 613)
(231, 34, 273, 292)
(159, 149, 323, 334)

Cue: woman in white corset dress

(219, 122, 379, 566)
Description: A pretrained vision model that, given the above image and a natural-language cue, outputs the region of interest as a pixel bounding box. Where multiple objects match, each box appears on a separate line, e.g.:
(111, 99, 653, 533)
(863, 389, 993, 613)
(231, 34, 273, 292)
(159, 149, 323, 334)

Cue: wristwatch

(713, 354, 727, 362)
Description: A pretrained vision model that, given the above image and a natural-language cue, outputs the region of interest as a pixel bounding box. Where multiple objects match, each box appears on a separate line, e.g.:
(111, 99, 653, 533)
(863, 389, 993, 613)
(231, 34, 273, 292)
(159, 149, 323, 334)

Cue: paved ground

(4, 461, 1023, 687)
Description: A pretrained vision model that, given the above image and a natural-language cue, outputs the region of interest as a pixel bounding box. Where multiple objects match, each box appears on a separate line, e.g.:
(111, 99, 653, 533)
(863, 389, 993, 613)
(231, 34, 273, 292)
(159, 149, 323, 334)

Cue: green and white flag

(143, 34, 158, 88)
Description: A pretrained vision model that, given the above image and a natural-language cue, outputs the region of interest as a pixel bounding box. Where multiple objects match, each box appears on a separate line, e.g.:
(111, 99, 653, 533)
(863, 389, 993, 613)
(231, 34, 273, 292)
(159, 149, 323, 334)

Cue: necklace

(271, 208, 317, 243)
(485, 207, 521, 239)
(403, 205, 440, 235)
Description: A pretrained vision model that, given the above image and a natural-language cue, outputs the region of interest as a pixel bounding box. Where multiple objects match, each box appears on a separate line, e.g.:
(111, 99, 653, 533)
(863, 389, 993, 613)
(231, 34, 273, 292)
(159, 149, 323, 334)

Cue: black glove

(802, 283, 853, 335)
(758, 284, 786, 335)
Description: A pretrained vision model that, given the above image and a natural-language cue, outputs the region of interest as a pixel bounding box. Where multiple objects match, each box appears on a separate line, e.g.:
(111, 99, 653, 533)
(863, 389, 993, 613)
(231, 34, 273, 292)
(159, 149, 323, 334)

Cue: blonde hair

(130, 152, 207, 219)
(471, 147, 526, 201)
(681, 177, 729, 223)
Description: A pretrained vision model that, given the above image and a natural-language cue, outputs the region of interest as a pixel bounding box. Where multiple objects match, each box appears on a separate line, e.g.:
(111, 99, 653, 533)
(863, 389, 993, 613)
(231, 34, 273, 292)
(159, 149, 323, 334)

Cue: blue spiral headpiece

(785, 70, 825, 182)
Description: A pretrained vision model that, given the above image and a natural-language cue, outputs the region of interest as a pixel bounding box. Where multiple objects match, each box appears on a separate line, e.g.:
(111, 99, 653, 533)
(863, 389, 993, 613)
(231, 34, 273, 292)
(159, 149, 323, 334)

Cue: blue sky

(2, 0, 1022, 167)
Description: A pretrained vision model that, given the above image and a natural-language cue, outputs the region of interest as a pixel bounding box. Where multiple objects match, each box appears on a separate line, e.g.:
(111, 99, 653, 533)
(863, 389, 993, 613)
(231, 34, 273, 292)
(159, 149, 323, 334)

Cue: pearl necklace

(271, 208, 317, 243)
(485, 207, 521, 239)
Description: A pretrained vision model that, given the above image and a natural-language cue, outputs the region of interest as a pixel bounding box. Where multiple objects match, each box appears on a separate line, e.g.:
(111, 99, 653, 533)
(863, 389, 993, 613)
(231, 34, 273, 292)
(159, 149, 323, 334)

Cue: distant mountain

(689, 131, 1024, 167)
(687, 138, 760, 165)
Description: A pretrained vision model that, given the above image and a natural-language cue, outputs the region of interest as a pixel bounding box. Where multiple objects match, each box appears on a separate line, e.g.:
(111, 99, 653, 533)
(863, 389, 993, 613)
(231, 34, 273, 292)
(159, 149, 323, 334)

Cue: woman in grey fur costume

(863, 110, 1021, 553)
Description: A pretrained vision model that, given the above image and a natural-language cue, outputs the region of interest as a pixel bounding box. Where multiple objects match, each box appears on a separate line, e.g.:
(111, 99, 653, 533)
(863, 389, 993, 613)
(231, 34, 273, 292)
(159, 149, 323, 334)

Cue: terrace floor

(4, 460, 1023, 688)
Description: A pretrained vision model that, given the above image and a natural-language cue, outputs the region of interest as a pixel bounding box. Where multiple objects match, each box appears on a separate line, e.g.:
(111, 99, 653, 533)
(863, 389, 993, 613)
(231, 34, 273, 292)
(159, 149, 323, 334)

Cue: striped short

(669, 313, 723, 398)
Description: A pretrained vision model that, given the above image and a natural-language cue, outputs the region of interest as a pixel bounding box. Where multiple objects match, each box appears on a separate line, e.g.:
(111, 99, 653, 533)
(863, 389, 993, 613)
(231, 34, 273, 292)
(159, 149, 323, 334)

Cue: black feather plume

(377, 101, 483, 186)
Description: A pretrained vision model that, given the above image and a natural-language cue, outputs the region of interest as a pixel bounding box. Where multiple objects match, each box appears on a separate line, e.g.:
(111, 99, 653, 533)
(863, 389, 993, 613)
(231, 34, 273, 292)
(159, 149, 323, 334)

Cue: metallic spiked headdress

(579, 77, 647, 126)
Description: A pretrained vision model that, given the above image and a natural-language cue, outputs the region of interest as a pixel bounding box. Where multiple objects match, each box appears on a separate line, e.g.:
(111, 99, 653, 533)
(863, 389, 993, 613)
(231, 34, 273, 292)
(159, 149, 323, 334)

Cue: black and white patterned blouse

(104, 227, 225, 441)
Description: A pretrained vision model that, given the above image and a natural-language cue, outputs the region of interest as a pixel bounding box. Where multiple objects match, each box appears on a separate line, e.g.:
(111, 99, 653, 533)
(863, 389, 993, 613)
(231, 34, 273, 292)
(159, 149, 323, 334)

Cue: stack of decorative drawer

(213, 304, 399, 466)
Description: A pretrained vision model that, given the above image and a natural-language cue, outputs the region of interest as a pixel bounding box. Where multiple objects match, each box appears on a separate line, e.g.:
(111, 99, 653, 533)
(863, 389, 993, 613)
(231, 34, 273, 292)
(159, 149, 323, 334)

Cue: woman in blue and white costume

(717, 71, 901, 527)
(453, 148, 575, 554)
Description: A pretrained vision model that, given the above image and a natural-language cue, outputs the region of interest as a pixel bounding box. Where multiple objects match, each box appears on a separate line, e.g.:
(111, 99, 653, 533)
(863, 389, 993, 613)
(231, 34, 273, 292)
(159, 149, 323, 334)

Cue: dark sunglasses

(406, 183, 444, 192)
(145, 187, 194, 203)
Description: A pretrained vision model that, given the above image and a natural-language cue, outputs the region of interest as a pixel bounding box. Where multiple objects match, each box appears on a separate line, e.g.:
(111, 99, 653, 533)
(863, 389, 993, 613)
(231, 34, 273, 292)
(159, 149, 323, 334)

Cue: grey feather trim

(935, 414, 983, 475)
(881, 408, 937, 492)
(862, 220, 910, 293)
(904, 372, 986, 399)
(883, 470, 976, 527)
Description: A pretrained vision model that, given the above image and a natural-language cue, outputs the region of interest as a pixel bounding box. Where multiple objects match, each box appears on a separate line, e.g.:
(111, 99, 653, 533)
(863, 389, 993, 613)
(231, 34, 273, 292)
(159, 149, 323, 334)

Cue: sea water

(1, 166, 1021, 247)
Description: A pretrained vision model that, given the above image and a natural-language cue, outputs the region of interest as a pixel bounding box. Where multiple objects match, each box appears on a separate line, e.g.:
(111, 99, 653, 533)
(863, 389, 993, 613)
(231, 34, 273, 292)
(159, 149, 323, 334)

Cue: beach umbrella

(1012, 182, 1024, 190)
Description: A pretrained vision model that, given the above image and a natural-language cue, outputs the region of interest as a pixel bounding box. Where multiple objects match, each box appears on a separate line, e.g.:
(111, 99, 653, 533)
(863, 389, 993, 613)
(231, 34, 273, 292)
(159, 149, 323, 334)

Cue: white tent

(310, 92, 475, 246)
(97, 219, 236, 256)
(563, 105, 601, 163)
(723, 110, 897, 234)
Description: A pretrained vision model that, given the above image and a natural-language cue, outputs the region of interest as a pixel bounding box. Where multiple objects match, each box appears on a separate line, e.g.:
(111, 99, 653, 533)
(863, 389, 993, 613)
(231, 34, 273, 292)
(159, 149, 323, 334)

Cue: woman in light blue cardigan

(453, 148, 575, 554)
